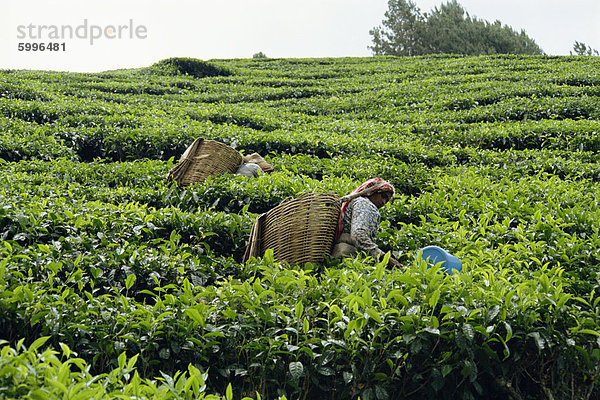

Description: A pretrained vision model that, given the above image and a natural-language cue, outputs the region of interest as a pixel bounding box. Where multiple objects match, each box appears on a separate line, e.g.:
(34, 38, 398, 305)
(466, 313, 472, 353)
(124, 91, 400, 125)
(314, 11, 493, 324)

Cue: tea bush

(0, 337, 225, 400)
(149, 58, 233, 79)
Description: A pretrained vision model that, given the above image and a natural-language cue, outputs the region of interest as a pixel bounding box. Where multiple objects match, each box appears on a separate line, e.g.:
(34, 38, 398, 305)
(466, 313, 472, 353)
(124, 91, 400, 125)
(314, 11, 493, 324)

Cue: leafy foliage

(0, 337, 223, 399)
(1, 55, 600, 399)
(370, 0, 544, 56)
(149, 57, 233, 79)
(572, 41, 599, 57)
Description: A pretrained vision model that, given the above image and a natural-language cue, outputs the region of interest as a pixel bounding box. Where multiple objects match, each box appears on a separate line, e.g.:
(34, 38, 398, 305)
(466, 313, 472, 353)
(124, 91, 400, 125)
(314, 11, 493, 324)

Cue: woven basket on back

(244, 193, 341, 266)
(167, 138, 243, 186)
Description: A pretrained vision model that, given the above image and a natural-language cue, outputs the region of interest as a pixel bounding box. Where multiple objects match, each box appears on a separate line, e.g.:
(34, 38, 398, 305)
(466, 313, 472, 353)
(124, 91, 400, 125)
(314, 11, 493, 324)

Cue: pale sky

(2, 0, 599, 72)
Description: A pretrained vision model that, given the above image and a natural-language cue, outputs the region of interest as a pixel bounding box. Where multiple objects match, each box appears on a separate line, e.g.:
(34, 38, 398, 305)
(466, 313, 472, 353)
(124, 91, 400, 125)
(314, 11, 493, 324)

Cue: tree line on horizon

(369, 0, 596, 57)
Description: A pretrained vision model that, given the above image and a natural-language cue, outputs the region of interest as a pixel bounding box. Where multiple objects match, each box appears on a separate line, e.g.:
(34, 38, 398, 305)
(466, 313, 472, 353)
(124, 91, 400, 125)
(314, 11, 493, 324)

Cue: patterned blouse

(341, 197, 385, 259)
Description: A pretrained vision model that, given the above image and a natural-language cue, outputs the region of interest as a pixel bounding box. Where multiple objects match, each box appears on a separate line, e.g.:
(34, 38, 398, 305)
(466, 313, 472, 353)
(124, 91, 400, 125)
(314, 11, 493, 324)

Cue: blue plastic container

(418, 246, 462, 275)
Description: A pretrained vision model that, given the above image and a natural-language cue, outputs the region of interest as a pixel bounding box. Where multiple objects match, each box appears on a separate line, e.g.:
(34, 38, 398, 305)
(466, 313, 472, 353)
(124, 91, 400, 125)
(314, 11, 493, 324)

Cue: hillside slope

(1, 55, 599, 399)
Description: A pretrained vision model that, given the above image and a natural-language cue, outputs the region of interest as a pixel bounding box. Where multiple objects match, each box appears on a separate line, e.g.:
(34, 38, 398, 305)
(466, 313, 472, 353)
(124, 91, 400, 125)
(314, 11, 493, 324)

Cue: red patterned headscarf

(336, 178, 395, 240)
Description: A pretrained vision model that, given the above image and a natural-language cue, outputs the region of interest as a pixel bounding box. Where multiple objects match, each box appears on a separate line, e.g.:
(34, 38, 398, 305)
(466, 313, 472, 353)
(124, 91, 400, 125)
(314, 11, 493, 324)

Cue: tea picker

(331, 178, 462, 273)
(235, 153, 274, 178)
(244, 177, 462, 273)
(167, 138, 273, 185)
(243, 178, 400, 267)
(332, 178, 403, 269)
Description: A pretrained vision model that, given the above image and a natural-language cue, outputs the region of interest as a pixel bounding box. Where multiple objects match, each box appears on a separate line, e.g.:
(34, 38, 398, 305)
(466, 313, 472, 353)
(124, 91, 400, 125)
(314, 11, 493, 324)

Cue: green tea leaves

(289, 361, 304, 380)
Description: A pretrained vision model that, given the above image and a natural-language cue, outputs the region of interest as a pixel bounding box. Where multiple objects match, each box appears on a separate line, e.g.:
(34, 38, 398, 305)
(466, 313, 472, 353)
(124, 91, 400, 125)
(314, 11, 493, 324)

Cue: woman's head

(369, 189, 393, 208)
(345, 178, 395, 208)
(337, 177, 395, 240)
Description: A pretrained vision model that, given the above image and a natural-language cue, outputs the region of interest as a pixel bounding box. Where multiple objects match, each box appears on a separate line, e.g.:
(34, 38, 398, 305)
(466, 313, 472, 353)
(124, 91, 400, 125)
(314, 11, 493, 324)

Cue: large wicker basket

(244, 193, 341, 266)
(167, 138, 243, 186)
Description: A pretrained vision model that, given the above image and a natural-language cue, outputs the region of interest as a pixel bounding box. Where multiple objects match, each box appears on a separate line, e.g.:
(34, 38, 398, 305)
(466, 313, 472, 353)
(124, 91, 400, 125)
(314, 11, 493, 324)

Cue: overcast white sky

(2, 0, 599, 72)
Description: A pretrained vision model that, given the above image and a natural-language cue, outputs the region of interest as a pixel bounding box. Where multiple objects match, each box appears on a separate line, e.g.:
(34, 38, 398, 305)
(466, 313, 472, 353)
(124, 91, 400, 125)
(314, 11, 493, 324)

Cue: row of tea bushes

(3, 157, 600, 292)
(1, 55, 599, 165)
(2, 244, 598, 399)
(5, 118, 600, 185)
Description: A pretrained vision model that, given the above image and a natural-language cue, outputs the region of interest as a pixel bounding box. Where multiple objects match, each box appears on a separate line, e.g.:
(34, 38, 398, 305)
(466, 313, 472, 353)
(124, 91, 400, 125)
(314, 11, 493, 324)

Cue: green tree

(572, 41, 599, 56)
(422, 1, 475, 54)
(369, 0, 426, 56)
(370, 0, 544, 56)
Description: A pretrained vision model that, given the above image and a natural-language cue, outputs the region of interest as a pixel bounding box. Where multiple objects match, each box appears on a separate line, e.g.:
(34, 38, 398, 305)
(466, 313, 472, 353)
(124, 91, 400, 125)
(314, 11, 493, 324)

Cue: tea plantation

(1, 55, 600, 400)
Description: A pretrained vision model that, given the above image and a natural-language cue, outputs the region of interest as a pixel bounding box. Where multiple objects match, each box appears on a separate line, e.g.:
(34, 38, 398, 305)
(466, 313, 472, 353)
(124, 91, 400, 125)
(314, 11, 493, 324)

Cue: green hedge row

(2, 250, 598, 399)
(3, 157, 600, 290)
